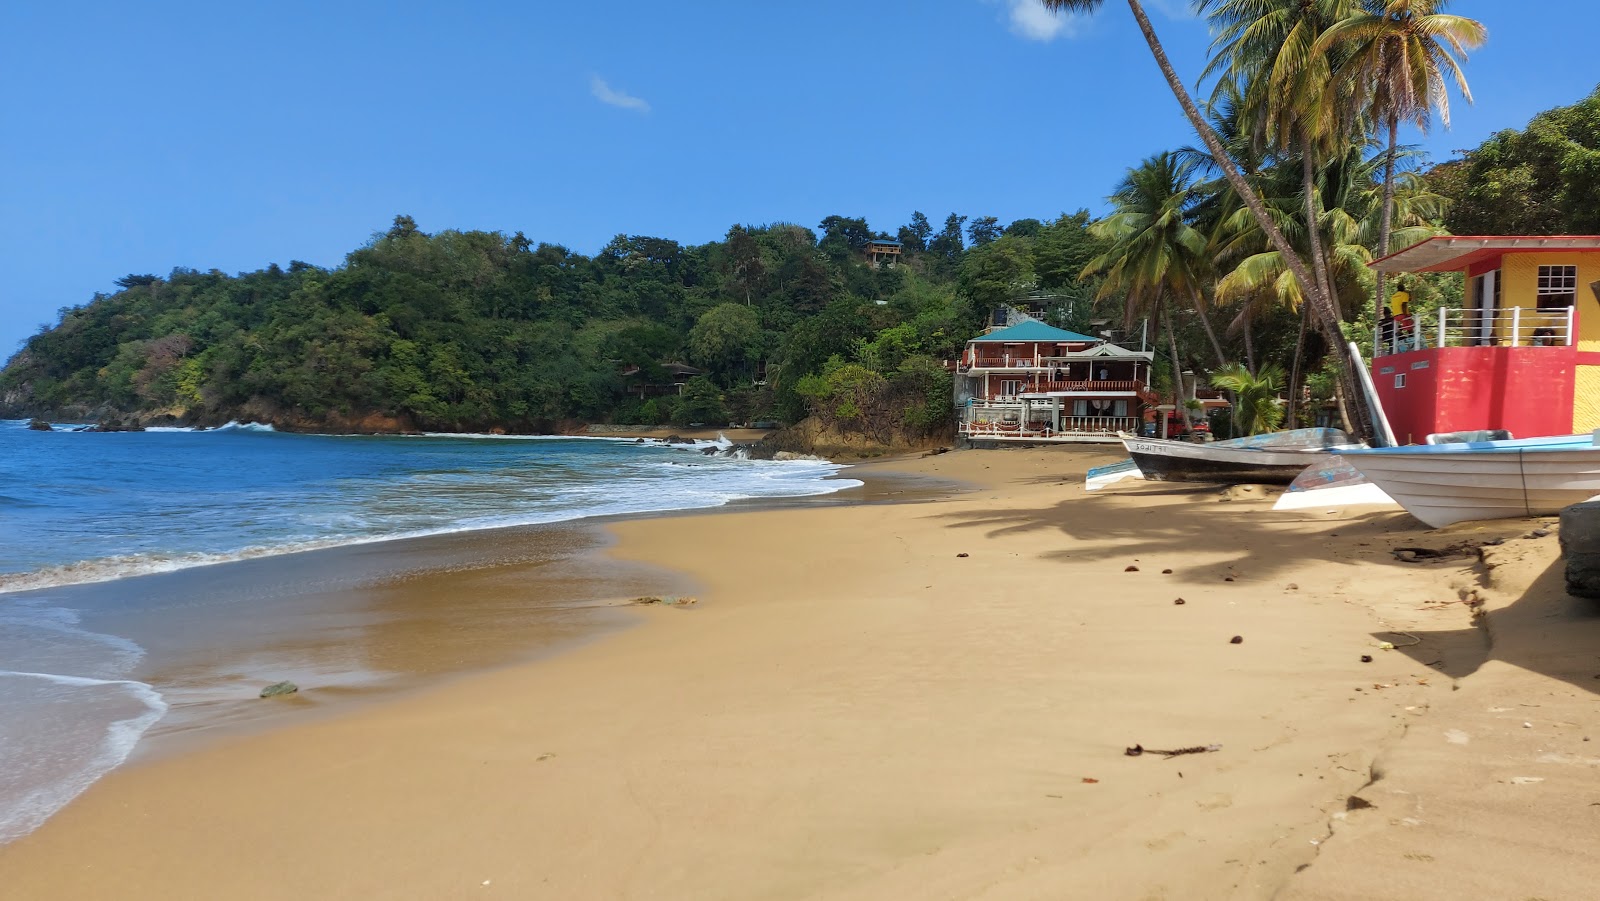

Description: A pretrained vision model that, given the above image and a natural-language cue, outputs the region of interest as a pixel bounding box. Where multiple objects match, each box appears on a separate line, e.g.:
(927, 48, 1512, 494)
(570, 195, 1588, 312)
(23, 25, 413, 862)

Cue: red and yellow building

(1369, 236, 1600, 443)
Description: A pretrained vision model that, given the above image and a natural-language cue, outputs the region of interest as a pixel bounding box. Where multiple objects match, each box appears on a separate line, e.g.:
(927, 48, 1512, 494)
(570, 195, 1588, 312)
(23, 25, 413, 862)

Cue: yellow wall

(1490, 251, 1600, 350)
(1576, 366, 1600, 433)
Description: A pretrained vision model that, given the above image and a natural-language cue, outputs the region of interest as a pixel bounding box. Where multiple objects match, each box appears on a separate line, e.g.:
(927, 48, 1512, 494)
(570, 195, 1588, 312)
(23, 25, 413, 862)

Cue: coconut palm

(1200, 0, 1363, 356)
(1211, 362, 1286, 435)
(1317, 0, 1486, 308)
(1041, 0, 1381, 442)
(1082, 153, 1228, 369)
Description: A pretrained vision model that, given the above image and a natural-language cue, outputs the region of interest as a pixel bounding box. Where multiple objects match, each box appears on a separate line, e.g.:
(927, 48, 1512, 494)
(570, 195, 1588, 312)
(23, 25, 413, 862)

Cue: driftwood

(1125, 743, 1222, 758)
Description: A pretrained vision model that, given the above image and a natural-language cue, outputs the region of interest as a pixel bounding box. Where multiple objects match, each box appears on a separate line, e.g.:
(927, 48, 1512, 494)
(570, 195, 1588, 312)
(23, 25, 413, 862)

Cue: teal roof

(969, 321, 1098, 343)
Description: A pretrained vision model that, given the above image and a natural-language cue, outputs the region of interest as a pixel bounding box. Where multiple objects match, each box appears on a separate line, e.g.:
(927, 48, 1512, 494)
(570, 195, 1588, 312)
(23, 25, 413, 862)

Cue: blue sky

(2, 0, 1593, 358)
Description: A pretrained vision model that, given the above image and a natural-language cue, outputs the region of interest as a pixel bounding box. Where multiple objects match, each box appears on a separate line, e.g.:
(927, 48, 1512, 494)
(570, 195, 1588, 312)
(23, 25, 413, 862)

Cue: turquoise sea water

(0, 420, 860, 843)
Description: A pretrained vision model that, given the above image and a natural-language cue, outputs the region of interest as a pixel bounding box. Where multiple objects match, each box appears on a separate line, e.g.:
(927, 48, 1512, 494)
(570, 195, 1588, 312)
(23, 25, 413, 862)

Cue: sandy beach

(3, 446, 1597, 899)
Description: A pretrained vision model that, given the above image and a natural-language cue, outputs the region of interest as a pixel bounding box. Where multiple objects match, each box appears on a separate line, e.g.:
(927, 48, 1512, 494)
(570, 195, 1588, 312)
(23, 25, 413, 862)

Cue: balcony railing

(1017, 379, 1146, 394)
(959, 415, 1141, 439)
(1376, 306, 1575, 357)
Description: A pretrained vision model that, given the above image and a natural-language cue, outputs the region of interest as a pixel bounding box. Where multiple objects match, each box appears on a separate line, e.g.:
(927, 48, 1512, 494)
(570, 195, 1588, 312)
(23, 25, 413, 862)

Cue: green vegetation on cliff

(0, 213, 1107, 433)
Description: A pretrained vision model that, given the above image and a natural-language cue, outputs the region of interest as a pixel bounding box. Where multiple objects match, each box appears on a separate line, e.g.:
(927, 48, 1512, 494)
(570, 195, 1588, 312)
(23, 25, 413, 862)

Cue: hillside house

(955, 320, 1158, 443)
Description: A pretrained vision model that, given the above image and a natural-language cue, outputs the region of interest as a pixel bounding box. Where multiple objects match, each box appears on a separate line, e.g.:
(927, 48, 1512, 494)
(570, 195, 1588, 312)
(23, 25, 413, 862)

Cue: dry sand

(2, 446, 1597, 899)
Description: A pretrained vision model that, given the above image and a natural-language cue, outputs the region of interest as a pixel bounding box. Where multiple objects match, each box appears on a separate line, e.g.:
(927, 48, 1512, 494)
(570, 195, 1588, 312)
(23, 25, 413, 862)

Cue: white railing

(1376, 306, 1575, 357)
(960, 414, 1141, 439)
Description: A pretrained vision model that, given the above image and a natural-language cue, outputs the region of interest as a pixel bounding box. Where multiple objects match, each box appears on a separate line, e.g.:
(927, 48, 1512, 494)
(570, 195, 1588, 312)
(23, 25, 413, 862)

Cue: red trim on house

(1575, 352, 1600, 366)
(1370, 235, 1600, 273)
(1466, 255, 1503, 277)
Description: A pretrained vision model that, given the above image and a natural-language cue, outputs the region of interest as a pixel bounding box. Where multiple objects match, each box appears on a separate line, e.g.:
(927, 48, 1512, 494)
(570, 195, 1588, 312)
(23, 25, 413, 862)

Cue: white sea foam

(0, 455, 859, 595)
(0, 671, 168, 844)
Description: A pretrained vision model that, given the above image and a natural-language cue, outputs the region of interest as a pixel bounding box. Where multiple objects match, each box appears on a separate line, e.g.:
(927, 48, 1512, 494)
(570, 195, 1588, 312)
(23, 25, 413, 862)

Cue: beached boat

(1334, 432, 1600, 528)
(1118, 428, 1357, 486)
(1272, 457, 1397, 511)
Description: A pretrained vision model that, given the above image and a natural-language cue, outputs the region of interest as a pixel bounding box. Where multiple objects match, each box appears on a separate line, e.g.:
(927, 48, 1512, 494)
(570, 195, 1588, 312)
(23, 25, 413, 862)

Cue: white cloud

(590, 76, 650, 113)
(1004, 0, 1080, 42)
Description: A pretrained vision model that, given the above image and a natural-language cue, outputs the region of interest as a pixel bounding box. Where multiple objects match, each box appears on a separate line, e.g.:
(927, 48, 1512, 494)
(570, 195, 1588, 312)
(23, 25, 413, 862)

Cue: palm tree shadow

(1380, 557, 1600, 698)
(931, 485, 1415, 584)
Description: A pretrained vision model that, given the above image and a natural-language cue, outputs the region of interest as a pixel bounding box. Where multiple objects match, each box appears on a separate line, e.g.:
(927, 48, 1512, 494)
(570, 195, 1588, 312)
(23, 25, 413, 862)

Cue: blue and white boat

(1333, 431, 1600, 528)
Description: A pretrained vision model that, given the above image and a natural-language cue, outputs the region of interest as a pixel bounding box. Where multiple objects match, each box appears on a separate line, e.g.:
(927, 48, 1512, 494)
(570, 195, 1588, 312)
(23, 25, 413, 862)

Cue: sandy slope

(1, 446, 1594, 900)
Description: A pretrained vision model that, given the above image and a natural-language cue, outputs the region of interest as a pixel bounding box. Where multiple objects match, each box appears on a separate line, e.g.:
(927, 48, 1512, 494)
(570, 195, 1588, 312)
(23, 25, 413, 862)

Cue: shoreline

(3, 446, 1597, 898)
(0, 457, 963, 842)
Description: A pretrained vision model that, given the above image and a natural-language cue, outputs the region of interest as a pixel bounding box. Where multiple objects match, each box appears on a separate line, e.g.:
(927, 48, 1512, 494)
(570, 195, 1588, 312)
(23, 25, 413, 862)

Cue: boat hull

(1336, 440, 1600, 528)
(1120, 437, 1330, 485)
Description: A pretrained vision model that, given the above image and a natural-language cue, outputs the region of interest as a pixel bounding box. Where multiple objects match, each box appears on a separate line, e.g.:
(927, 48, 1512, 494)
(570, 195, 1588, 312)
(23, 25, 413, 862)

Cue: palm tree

(1201, 0, 1357, 323)
(1212, 362, 1286, 435)
(1081, 155, 1201, 410)
(1318, 0, 1486, 308)
(1042, 0, 1381, 443)
(1082, 153, 1228, 368)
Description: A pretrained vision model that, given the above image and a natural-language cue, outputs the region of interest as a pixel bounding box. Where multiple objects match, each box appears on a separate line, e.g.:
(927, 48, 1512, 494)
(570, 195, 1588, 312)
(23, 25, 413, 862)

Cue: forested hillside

(0, 212, 1112, 434)
(1427, 85, 1600, 235)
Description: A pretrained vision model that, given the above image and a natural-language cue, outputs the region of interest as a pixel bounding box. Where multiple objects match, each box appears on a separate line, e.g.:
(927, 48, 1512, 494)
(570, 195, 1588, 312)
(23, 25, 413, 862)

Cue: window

(1000, 379, 1024, 397)
(1394, 373, 1406, 389)
(1537, 265, 1578, 311)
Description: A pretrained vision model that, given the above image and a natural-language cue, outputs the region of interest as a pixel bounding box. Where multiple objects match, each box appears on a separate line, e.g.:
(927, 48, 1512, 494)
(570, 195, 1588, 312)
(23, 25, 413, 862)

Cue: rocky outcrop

(1559, 501, 1600, 598)
(26, 419, 51, 431)
(82, 417, 145, 433)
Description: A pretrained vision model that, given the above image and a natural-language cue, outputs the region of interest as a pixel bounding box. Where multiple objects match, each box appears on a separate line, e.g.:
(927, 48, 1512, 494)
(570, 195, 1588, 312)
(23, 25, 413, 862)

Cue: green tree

(1211, 363, 1286, 435)
(687, 303, 762, 383)
(966, 216, 1003, 246)
(1083, 153, 1228, 370)
(1318, 0, 1485, 307)
(898, 211, 933, 252)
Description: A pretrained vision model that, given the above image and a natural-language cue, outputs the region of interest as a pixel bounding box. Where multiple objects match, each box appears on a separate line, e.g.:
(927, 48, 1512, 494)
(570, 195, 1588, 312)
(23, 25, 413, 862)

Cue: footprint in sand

(1196, 794, 1233, 811)
(1444, 729, 1470, 745)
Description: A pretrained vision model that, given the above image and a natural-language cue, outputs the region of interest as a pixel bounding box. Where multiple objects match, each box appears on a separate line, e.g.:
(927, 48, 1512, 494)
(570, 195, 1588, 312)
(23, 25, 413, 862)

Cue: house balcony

(958, 414, 1141, 444)
(978, 379, 1158, 403)
(1376, 305, 1575, 357)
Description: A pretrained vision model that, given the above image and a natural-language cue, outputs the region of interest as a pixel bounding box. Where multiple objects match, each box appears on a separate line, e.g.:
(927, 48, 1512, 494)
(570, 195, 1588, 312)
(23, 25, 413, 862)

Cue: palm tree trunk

(1286, 303, 1309, 427)
(1376, 109, 1400, 325)
(1299, 151, 1328, 296)
(1243, 312, 1256, 376)
(1188, 287, 1228, 367)
(1120, 0, 1378, 443)
(1163, 294, 1186, 432)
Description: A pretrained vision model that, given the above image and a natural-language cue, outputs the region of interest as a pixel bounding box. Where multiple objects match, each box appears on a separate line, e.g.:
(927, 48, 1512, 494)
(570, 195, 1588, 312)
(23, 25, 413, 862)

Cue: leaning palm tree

(1042, 0, 1381, 443)
(1318, 0, 1486, 307)
(1212, 362, 1286, 435)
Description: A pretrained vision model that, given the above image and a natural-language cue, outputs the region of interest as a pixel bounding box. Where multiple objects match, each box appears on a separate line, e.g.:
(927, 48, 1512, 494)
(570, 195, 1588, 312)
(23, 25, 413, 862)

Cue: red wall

(1374, 346, 1576, 443)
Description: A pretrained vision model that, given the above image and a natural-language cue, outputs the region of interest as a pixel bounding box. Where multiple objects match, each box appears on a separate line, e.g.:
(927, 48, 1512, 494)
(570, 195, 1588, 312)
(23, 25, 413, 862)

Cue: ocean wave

(0, 471, 859, 595)
(0, 672, 167, 844)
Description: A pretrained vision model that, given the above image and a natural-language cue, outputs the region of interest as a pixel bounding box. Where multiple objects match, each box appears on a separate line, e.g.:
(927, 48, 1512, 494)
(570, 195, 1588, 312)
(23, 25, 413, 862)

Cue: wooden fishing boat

(1334, 432, 1600, 528)
(1118, 428, 1357, 486)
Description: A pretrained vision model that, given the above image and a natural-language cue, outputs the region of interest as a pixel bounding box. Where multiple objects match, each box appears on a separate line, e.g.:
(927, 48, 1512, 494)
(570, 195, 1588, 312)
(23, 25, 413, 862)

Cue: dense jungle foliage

(0, 212, 1116, 433)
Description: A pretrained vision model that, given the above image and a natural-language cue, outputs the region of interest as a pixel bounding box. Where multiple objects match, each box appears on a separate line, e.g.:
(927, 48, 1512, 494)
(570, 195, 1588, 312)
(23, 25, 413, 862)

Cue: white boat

(1334, 432, 1600, 528)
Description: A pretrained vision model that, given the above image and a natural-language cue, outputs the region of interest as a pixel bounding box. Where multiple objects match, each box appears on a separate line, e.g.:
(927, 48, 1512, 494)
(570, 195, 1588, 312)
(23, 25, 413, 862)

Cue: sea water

(0, 420, 860, 842)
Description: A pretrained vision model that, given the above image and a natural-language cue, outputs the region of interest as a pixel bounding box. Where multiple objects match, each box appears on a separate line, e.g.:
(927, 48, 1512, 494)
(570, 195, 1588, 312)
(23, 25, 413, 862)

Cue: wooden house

(955, 320, 1158, 443)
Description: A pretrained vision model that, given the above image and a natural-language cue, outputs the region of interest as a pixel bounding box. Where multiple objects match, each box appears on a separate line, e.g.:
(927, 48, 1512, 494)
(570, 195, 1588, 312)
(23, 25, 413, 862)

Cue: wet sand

(3, 446, 1598, 899)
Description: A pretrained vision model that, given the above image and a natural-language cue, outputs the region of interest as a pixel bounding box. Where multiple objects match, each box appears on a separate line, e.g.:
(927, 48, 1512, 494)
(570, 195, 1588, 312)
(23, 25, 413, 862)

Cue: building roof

(1370, 235, 1600, 273)
(969, 320, 1099, 343)
(867, 238, 902, 247)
